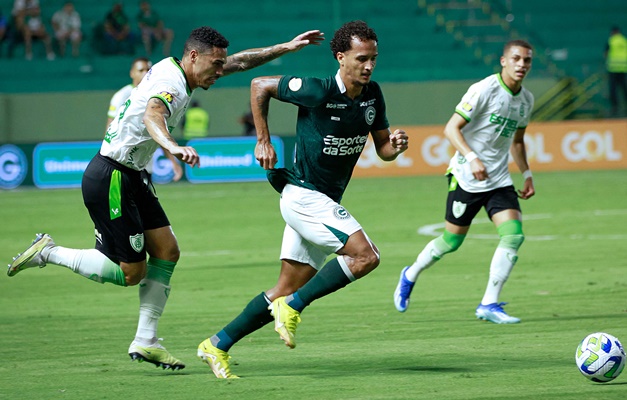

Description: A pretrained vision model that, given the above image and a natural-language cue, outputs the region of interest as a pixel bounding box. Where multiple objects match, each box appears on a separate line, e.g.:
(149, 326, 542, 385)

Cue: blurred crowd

(0, 0, 173, 60)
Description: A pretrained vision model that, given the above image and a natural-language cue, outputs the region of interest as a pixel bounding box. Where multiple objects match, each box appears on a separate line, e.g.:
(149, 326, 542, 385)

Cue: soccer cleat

(475, 302, 521, 324)
(7, 233, 55, 277)
(393, 266, 415, 312)
(128, 340, 185, 370)
(197, 339, 239, 379)
(269, 296, 301, 349)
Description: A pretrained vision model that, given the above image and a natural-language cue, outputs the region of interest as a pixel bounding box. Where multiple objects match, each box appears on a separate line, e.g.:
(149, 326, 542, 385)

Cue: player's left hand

(389, 129, 409, 151)
(517, 179, 535, 200)
(171, 160, 184, 182)
(286, 30, 325, 51)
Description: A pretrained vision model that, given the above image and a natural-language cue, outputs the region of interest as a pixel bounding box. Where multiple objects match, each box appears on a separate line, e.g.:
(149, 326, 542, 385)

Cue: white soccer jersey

(107, 84, 133, 120)
(100, 57, 192, 171)
(448, 73, 534, 193)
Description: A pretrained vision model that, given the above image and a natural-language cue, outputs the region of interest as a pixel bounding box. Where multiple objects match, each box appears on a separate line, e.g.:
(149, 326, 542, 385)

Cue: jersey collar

(334, 70, 347, 93)
(170, 57, 192, 96)
(496, 72, 522, 96)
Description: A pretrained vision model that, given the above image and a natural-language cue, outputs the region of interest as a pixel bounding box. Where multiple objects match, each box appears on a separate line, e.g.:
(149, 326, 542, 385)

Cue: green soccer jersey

(270, 72, 389, 202)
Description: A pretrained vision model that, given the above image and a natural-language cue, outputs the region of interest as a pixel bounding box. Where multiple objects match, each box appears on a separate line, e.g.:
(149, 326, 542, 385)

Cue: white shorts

(279, 184, 362, 270)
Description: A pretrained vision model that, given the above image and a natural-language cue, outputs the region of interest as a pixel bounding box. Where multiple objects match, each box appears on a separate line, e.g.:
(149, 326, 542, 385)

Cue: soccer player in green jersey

(198, 20, 409, 378)
(394, 40, 535, 324)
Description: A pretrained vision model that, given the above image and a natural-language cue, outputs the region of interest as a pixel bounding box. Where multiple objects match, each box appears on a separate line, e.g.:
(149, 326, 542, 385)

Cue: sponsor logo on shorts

(452, 201, 466, 218)
(333, 205, 350, 220)
(129, 233, 144, 253)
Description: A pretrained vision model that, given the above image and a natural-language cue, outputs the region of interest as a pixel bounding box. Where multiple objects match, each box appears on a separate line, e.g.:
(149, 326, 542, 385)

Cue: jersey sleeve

(277, 75, 329, 108)
(108, 88, 128, 119)
(454, 81, 484, 122)
(148, 80, 185, 117)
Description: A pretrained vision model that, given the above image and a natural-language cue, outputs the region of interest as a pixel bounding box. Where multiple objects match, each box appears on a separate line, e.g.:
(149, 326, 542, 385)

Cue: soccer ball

(575, 332, 625, 382)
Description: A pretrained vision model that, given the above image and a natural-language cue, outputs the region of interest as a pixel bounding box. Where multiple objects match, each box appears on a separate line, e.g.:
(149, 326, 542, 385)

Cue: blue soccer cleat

(393, 266, 415, 312)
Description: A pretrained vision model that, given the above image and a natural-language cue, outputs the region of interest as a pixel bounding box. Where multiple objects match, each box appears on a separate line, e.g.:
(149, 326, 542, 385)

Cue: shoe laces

(285, 311, 301, 332)
(491, 302, 509, 313)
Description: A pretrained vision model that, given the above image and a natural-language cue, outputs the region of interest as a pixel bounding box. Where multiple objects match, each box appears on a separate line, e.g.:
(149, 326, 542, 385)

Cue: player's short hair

(184, 27, 230, 55)
(330, 20, 378, 59)
(131, 56, 150, 66)
(503, 39, 532, 55)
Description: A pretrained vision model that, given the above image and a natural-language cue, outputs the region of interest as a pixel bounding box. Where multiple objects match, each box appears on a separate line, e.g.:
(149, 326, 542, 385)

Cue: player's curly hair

(184, 26, 230, 55)
(330, 20, 378, 59)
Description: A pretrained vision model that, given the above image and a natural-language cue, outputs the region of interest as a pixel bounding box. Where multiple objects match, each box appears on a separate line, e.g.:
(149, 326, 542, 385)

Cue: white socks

(481, 247, 517, 305)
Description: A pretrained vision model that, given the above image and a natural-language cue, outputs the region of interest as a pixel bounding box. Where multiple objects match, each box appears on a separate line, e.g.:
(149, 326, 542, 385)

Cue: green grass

(1, 170, 626, 399)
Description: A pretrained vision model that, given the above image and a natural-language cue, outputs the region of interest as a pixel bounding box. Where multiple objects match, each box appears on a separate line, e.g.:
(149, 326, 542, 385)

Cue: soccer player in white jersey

(106, 56, 182, 181)
(394, 39, 535, 324)
(7, 26, 324, 370)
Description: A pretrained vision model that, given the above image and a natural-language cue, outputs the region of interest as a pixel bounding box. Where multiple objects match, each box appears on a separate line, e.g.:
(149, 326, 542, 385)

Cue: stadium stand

(0, 0, 625, 118)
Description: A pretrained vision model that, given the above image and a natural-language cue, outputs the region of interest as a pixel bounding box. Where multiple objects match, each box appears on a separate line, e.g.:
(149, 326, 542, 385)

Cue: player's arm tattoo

(250, 77, 281, 142)
(224, 46, 288, 75)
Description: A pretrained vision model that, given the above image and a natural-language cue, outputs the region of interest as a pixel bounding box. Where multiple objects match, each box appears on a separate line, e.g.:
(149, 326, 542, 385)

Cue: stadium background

(0, 0, 626, 186)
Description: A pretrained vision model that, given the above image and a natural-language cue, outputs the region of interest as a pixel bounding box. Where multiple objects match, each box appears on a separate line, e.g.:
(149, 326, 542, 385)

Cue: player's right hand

(172, 146, 200, 167)
(255, 141, 277, 170)
(470, 159, 489, 181)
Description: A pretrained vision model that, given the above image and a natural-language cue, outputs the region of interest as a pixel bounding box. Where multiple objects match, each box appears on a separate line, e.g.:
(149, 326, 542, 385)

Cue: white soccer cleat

(7, 233, 55, 277)
(475, 302, 520, 324)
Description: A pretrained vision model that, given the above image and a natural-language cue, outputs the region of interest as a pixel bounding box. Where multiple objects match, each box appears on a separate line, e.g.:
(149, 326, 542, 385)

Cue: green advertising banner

(186, 136, 284, 183)
(33, 142, 101, 188)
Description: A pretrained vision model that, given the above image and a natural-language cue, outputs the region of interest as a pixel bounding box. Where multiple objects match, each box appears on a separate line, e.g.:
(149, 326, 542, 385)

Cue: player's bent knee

(500, 234, 525, 250)
(496, 220, 525, 250)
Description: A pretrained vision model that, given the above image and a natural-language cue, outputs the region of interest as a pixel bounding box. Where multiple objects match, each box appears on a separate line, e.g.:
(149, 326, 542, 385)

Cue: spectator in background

(137, 0, 173, 57)
(12, 0, 55, 60)
(0, 10, 7, 56)
(103, 2, 134, 55)
(51, 1, 81, 58)
(239, 103, 256, 136)
(181, 100, 210, 139)
(605, 26, 627, 117)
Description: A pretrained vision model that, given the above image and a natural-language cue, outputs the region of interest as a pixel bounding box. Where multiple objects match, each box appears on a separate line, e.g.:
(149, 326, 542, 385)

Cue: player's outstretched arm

(223, 30, 324, 76)
(250, 76, 281, 170)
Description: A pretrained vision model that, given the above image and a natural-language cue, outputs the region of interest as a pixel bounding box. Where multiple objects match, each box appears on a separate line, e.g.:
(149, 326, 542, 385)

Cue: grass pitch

(1, 170, 625, 399)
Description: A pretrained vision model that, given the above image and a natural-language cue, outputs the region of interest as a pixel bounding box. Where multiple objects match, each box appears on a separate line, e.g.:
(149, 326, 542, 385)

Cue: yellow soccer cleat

(197, 339, 239, 379)
(7, 233, 55, 277)
(128, 340, 185, 370)
(269, 296, 301, 349)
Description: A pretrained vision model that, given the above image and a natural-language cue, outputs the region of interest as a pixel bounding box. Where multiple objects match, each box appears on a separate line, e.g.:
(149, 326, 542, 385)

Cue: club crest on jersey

(333, 205, 350, 220)
(288, 78, 302, 91)
(129, 233, 144, 253)
(452, 201, 466, 218)
(158, 91, 174, 104)
(365, 106, 375, 125)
